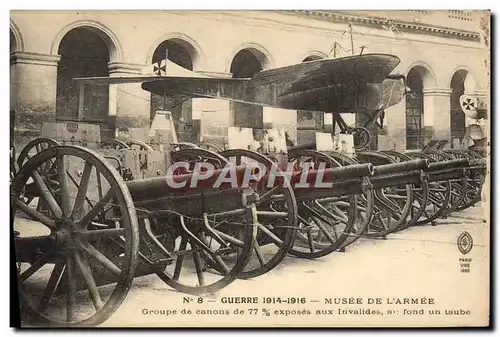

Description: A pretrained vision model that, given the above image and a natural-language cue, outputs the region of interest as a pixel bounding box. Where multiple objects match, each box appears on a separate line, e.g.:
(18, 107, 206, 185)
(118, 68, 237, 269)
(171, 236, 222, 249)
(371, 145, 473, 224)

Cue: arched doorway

(405, 67, 425, 150)
(150, 39, 197, 141)
(449, 69, 475, 146)
(56, 27, 111, 121)
(230, 48, 270, 128)
(10, 30, 16, 53)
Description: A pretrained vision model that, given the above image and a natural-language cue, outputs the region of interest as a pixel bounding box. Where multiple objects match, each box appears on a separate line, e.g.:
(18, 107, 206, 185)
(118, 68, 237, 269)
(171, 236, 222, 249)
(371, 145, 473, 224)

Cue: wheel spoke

(19, 248, 54, 283)
(77, 190, 114, 228)
(14, 199, 56, 230)
(252, 237, 265, 266)
(80, 243, 121, 277)
(192, 246, 205, 287)
(74, 249, 103, 311)
(256, 223, 284, 245)
(71, 162, 93, 219)
(32, 170, 63, 218)
(66, 253, 76, 322)
(38, 262, 66, 312)
(173, 236, 188, 281)
(57, 155, 71, 217)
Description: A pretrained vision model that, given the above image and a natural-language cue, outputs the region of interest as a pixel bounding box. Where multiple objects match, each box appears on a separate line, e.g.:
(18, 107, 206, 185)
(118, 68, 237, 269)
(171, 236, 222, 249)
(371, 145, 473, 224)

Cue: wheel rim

(287, 150, 356, 258)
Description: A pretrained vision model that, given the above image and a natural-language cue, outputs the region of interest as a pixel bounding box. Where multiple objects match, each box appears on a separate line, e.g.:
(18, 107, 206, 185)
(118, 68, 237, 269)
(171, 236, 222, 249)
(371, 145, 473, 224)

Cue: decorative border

(284, 10, 481, 42)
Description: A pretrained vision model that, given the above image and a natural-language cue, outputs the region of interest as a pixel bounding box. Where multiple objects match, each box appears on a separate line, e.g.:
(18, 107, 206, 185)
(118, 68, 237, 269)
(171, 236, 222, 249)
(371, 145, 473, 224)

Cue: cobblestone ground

(14, 203, 490, 328)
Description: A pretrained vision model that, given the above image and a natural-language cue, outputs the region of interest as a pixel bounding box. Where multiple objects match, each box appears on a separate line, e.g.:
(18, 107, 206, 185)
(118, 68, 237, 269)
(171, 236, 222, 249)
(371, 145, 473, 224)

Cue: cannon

(12, 144, 268, 326)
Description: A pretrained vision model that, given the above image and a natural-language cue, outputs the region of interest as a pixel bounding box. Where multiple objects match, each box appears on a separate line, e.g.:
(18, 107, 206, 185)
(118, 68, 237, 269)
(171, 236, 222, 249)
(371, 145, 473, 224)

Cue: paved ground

(15, 203, 490, 328)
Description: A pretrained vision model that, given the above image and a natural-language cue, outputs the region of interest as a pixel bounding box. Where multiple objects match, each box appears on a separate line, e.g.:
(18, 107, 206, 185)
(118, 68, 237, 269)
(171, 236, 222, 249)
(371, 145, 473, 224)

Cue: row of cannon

(11, 135, 486, 327)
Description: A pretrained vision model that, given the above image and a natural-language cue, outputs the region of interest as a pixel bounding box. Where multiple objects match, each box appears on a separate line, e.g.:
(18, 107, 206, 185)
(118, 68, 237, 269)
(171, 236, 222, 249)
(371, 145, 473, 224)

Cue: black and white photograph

(8, 9, 491, 328)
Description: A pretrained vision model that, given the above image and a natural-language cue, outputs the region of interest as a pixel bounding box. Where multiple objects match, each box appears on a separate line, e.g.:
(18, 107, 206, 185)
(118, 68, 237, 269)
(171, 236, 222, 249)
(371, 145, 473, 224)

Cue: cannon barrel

(294, 178, 367, 200)
(369, 169, 424, 189)
(125, 165, 253, 201)
(287, 162, 374, 187)
(428, 168, 465, 182)
(428, 158, 469, 171)
(373, 159, 429, 176)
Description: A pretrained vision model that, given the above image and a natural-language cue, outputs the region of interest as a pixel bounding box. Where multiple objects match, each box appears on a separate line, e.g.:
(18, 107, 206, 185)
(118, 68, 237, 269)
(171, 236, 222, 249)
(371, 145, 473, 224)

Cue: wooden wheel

(356, 151, 414, 237)
(100, 140, 129, 150)
(12, 146, 139, 326)
(287, 150, 356, 258)
(351, 127, 371, 150)
(322, 151, 374, 249)
(197, 141, 225, 152)
(381, 150, 430, 231)
(155, 148, 257, 293)
(153, 205, 257, 295)
(444, 150, 484, 211)
(126, 140, 154, 152)
(405, 152, 451, 226)
(16, 138, 61, 218)
(17, 138, 60, 168)
(219, 149, 298, 278)
(427, 151, 467, 216)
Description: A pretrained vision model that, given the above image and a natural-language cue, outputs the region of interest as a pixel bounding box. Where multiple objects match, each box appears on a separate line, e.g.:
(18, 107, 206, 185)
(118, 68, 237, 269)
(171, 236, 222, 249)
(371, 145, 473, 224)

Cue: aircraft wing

(250, 53, 401, 95)
(73, 58, 215, 85)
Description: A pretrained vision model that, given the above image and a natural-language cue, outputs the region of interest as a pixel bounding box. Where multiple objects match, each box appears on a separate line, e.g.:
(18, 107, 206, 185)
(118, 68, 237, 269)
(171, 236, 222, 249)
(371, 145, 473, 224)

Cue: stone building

(10, 10, 490, 152)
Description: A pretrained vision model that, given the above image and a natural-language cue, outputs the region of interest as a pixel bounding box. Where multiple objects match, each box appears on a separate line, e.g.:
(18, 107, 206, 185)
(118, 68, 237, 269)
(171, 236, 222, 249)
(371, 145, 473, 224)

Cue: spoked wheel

(405, 152, 452, 226)
(126, 140, 154, 152)
(100, 139, 130, 150)
(426, 151, 467, 216)
(197, 141, 225, 152)
(381, 150, 429, 231)
(287, 150, 356, 258)
(12, 145, 139, 327)
(351, 127, 371, 151)
(153, 203, 257, 295)
(158, 148, 258, 291)
(322, 151, 374, 249)
(16, 138, 61, 217)
(171, 142, 199, 151)
(444, 150, 484, 211)
(17, 138, 60, 169)
(219, 149, 298, 278)
(356, 151, 414, 237)
(170, 148, 229, 175)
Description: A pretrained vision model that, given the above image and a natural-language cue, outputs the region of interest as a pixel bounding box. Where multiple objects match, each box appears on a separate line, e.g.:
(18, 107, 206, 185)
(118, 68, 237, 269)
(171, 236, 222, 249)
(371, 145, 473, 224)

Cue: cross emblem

(462, 98, 476, 111)
(153, 60, 167, 76)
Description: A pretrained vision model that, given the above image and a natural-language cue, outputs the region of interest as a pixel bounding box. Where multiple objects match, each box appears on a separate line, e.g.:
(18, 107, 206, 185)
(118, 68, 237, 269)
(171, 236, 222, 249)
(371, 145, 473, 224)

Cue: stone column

(382, 101, 406, 152)
(10, 51, 60, 149)
(107, 62, 151, 139)
(423, 88, 452, 144)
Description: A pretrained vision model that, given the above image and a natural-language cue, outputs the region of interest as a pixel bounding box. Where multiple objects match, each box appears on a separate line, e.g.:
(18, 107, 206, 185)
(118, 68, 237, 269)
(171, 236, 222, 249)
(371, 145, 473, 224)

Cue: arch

(56, 27, 114, 121)
(448, 66, 478, 92)
(301, 50, 328, 62)
(10, 19, 24, 52)
(405, 61, 437, 88)
(51, 20, 123, 62)
(225, 42, 275, 73)
(146, 33, 204, 71)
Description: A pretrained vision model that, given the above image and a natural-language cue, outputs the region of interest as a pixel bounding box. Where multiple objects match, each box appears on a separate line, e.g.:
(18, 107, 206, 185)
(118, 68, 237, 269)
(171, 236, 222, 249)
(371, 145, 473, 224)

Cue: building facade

(10, 10, 490, 152)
